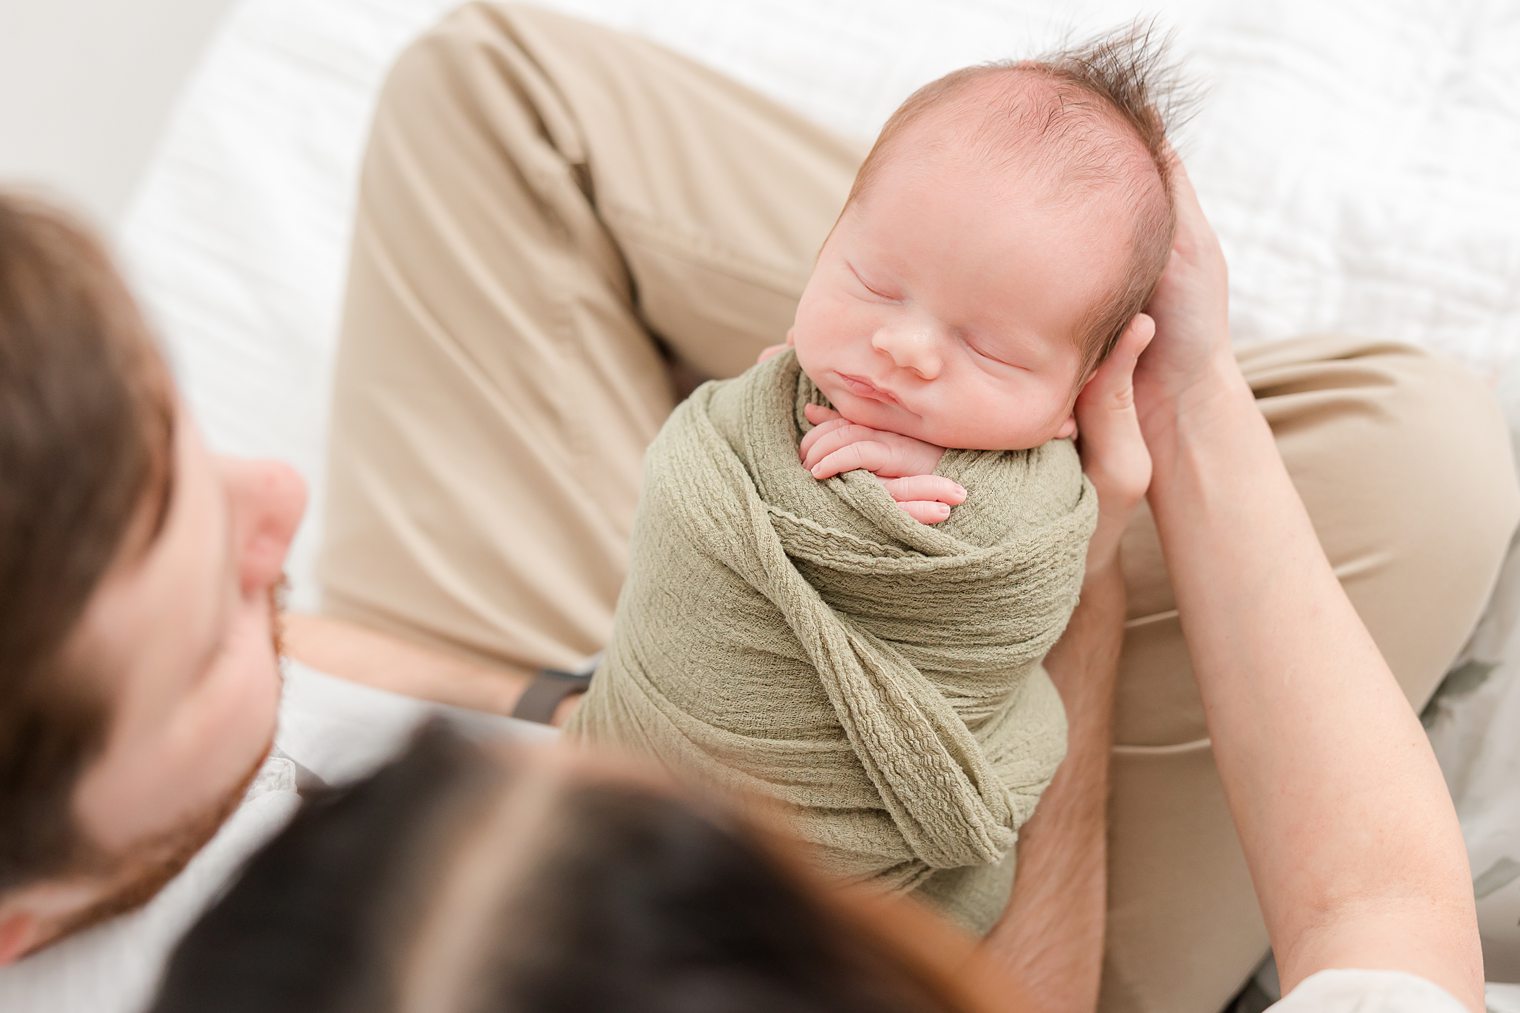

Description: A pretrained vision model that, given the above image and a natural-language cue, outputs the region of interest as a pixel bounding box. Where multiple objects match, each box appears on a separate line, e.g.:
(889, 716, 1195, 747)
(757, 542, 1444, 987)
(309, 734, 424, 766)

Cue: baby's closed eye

(846, 261, 901, 301)
(960, 331, 1029, 370)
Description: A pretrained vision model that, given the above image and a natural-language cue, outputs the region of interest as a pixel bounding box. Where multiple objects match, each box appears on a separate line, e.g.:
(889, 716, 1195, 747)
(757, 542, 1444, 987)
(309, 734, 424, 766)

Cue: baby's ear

(1056, 414, 1077, 440)
(785, 327, 796, 346)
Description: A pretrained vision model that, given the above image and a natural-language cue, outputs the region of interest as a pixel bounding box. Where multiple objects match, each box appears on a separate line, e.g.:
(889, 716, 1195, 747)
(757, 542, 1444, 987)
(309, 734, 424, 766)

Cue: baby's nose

(872, 323, 943, 380)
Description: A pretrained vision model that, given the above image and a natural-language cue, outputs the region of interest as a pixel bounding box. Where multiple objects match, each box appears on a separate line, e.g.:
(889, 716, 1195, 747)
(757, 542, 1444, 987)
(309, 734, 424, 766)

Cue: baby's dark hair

(846, 22, 1191, 378)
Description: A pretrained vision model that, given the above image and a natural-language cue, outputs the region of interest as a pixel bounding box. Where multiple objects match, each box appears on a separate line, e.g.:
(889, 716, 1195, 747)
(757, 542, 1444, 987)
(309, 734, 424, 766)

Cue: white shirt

(0, 662, 546, 1013)
(1268, 969, 1469, 1012)
(0, 664, 1476, 1013)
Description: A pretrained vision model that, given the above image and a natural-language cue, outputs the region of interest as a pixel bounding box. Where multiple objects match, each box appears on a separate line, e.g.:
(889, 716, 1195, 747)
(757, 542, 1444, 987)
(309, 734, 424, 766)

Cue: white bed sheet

(119, 0, 1520, 989)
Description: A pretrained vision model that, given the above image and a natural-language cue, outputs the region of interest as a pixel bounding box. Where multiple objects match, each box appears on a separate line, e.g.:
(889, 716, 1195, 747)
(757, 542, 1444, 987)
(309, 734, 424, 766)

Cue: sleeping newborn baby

(568, 29, 1178, 934)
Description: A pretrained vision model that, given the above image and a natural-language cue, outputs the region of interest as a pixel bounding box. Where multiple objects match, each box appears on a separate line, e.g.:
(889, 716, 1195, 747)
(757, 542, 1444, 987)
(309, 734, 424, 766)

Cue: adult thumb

(1081, 313, 1154, 420)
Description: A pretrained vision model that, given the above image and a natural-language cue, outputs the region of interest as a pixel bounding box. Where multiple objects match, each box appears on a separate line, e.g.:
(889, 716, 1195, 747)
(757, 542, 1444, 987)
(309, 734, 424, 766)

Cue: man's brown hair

(845, 22, 1188, 378)
(0, 192, 176, 892)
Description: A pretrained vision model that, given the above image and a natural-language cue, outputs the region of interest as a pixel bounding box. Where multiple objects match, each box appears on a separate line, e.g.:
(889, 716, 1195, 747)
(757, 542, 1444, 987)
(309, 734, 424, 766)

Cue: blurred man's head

(0, 192, 305, 961)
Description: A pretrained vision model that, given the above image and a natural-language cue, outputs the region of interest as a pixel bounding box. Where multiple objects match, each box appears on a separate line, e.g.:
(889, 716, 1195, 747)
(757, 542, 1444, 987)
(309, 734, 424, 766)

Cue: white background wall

(0, 0, 238, 232)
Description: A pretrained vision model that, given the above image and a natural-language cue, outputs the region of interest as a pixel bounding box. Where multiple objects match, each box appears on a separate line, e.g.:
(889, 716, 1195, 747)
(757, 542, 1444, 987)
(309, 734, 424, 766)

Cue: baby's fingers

(809, 441, 894, 480)
(881, 475, 965, 525)
(878, 475, 966, 506)
(799, 416, 854, 462)
(897, 501, 953, 524)
(804, 403, 842, 426)
(803, 423, 894, 471)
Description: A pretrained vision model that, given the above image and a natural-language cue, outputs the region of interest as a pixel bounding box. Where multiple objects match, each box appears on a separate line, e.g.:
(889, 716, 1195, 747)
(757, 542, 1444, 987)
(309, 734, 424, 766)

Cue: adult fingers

(1136, 150, 1232, 424)
(1165, 145, 1207, 230)
(1075, 313, 1155, 569)
(1075, 312, 1154, 488)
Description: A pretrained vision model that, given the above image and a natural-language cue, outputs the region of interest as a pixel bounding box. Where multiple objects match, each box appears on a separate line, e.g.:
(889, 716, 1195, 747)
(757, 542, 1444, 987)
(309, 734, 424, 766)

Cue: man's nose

(220, 458, 308, 594)
(871, 320, 943, 380)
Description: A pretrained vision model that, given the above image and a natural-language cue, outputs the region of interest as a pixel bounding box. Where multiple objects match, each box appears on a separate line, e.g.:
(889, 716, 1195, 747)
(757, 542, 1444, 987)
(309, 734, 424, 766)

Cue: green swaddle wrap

(566, 350, 1097, 933)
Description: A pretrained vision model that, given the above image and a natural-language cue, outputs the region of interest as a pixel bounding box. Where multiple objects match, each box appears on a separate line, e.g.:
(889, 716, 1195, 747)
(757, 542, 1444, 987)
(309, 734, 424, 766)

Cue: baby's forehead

(883, 70, 1156, 207)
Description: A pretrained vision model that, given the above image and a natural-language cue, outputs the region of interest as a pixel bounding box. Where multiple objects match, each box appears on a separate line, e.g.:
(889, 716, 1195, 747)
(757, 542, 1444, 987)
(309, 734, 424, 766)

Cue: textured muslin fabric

(567, 350, 1096, 932)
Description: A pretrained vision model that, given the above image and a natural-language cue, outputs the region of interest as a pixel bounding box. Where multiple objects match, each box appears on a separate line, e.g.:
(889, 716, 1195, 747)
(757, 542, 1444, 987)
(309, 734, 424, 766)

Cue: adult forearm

(984, 567, 1124, 1013)
(1143, 355, 1484, 1009)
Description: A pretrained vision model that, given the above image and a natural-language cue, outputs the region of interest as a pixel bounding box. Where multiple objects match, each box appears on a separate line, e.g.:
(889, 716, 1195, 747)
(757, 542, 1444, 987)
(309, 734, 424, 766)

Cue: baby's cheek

(791, 337, 823, 386)
(791, 315, 844, 375)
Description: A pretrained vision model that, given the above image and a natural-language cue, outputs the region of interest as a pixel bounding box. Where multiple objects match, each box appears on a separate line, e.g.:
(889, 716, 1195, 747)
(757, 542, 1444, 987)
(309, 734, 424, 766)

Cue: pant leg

(1100, 336, 1520, 1012)
(317, 2, 861, 672)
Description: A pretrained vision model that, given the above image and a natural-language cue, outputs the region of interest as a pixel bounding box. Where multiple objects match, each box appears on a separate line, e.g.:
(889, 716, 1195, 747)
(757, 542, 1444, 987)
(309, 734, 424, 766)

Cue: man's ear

(0, 911, 41, 965)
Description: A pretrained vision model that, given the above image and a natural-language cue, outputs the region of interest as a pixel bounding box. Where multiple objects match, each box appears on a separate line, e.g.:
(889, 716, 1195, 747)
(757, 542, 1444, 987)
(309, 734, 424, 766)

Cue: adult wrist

(1066, 529, 1131, 714)
(1138, 350, 1253, 466)
(1080, 555, 1126, 594)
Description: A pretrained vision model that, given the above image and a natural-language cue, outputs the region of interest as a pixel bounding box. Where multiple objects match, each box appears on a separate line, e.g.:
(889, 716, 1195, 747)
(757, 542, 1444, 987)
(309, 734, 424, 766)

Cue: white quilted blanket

(119, 0, 1520, 991)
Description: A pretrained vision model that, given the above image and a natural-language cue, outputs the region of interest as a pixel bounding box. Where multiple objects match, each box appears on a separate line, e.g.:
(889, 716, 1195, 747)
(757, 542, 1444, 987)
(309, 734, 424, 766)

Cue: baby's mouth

(837, 372, 900, 406)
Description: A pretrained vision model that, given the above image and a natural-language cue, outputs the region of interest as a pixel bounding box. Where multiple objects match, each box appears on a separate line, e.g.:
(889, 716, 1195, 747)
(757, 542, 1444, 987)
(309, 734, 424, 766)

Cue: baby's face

(791, 150, 1129, 451)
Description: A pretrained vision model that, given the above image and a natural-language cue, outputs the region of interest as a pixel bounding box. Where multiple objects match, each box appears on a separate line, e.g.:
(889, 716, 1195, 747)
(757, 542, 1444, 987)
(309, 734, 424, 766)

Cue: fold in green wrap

(566, 350, 1097, 933)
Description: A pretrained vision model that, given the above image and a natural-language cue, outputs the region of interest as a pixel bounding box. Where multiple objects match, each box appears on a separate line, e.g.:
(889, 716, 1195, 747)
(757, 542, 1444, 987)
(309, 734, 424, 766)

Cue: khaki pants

(317, 5, 1520, 1009)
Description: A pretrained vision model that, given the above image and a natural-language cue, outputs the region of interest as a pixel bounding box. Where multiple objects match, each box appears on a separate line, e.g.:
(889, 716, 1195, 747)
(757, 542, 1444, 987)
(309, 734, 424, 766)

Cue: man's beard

(44, 581, 288, 946)
(48, 746, 270, 941)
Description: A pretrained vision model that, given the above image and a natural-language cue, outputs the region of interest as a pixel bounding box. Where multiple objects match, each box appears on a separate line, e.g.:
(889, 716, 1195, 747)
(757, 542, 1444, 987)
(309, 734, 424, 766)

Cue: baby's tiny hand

(875, 475, 968, 524)
(800, 404, 946, 478)
(800, 404, 963, 524)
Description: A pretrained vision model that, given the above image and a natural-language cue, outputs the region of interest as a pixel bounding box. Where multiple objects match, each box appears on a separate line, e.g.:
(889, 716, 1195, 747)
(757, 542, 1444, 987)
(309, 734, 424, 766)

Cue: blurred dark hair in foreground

(149, 723, 1020, 1012)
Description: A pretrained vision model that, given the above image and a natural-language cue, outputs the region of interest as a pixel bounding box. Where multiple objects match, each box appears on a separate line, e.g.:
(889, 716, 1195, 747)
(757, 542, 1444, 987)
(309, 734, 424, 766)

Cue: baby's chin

(832, 396, 950, 448)
(837, 400, 1055, 452)
(823, 384, 914, 430)
(805, 365, 1024, 449)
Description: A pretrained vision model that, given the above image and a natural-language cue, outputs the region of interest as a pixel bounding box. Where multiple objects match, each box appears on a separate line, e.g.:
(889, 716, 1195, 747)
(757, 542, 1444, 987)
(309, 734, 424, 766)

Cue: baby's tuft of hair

(846, 21, 1195, 377)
